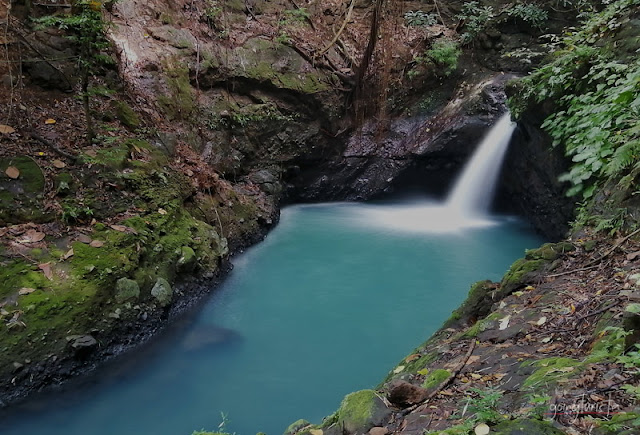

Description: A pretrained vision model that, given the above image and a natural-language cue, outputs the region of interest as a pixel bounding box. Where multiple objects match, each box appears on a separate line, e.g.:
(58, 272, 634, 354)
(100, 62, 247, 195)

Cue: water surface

(2, 199, 543, 435)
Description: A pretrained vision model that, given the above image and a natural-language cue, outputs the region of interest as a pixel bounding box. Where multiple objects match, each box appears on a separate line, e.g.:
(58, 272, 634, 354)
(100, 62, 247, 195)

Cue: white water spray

(446, 113, 516, 216)
(339, 112, 517, 233)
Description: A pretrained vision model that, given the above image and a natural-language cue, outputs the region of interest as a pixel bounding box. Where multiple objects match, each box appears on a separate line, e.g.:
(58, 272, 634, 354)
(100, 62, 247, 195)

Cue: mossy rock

(151, 277, 172, 307)
(177, 246, 197, 273)
(0, 156, 50, 225)
(499, 258, 547, 297)
(334, 390, 392, 434)
(444, 280, 495, 328)
(113, 101, 140, 129)
(493, 418, 565, 434)
(284, 419, 311, 435)
(525, 242, 574, 261)
(115, 277, 140, 304)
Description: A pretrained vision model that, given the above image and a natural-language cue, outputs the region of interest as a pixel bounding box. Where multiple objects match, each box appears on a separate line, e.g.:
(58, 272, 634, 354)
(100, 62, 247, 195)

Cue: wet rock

(387, 380, 428, 407)
(115, 277, 140, 303)
(151, 277, 173, 307)
(66, 335, 98, 359)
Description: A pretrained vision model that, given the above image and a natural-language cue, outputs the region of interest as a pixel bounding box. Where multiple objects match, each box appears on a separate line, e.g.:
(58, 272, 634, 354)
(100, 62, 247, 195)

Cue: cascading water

(446, 113, 516, 215)
(349, 112, 517, 233)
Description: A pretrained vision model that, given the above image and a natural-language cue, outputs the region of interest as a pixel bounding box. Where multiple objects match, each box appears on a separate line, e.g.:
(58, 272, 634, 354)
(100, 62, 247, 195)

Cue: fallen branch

(576, 300, 622, 322)
(27, 129, 77, 160)
(585, 228, 640, 267)
(547, 264, 600, 278)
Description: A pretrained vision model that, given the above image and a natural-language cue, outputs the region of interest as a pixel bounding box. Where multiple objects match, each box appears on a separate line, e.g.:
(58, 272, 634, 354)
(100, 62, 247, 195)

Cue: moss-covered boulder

(333, 390, 392, 434)
(151, 277, 172, 307)
(115, 277, 140, 303)
(284, 419, 311, 435)
(444, 280, 495, 328)
(177, 246, 197, 273)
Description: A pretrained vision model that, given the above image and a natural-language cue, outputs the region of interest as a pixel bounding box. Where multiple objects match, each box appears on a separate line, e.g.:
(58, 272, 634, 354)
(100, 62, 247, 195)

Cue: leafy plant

(456, 1, 494, 45)
(404, 10, 438, 27)
(451, 387, 506, 427)
(507, 3, 549, 29)
(507, 0, 640, 204)
(423, 39, 461, 77)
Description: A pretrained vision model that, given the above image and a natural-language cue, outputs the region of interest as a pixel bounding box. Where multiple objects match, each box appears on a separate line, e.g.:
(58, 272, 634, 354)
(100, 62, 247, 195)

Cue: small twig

(547, 264, 600, 278)
(576, 300, 622, 322)
(585, 228, 640, 267)
(401, 340, 477, 416)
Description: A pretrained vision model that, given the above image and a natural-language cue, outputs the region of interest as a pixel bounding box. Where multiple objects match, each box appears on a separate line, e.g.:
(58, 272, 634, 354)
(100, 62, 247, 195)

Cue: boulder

(66, 334, 98, 359)
(336, 390, 392, 434)
(177, 246, 197, 273)
(115, 277, 140, 303)
(151, 277, 173, 307)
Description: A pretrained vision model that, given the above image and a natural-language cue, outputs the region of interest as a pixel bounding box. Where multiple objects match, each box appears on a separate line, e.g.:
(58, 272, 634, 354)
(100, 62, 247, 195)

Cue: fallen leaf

(310, 430, 323, 435)
(85, 150, 97, 157)
(536, 316, 547, 326)
(541, 336, 552, 343)
(417, 368, 429, 376)
(393, 365, 405, 374)
(89, 240, 104, 248)
(467, 355, 481, 365)
(158, 208, 167, 215)
(38, 263, 53, 280)
(52, 159, 66, 169)
(109, 224, 137, 234)
(18, 288, 36, 295)
(525, 285, 535, 291)
(474, 423, 490, 435)
(44, 118, 56, 125)
(499, 315, 511, 330)
(405, 354, 421, 363)
(185, 169, 194, 177)
(470, 373, 482, 380)
(62, 248, 74, 260)
(627, 251, 640, 261)
(19, 229, 45, 243)
(77, 234, 92, 244)
(5, 166, 20, 179)
(0, 124, 15, 134)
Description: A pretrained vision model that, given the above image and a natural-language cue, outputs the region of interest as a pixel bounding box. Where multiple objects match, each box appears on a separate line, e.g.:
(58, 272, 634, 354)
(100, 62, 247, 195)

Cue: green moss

(500, 258, 547, 296)
(463, 311, 502, 338)
(444, 280, 495, 328)
(593, 412, 640, 434)
(335, 390, 378, 431)
(585, 326, 628, 363)
(522, 357, 583, 390)
(113, 101, 140, 129)
(525, 242, 574, 261)
(284, 419, 311, 435)
(422, 368, 451, 389)
(0, 260, 49, 301)
(157, 62, 196, 121)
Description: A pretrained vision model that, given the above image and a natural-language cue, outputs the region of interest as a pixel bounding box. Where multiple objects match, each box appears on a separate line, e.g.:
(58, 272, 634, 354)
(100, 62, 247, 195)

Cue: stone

(387, 380, 428, 407)
(66, 334, 97, 359)
(115, 277, 140, 303)
(284, 419, 310, 435)
(336, 390, 392, 434)
(151, 277, 173, 307)
(369, 427, 389, 435)
(176, 246, 197, 273)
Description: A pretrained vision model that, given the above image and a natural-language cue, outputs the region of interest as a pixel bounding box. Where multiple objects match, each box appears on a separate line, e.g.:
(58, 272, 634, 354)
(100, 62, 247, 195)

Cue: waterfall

(446, 113, 516, 216)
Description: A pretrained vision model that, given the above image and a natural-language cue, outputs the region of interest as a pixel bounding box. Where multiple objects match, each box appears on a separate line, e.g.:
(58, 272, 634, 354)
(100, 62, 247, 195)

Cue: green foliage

(34, 0, 111, 71)
(456, 1, 494, 45)
(61, 203, 94, 224)
(280, 8, 310, 24)
(404, 10, 438, 27)
(424, 40, 461, 77)
(446, 387, 505, 432)
(507, 3, 548, 29)
(507, 0, 640, 202)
